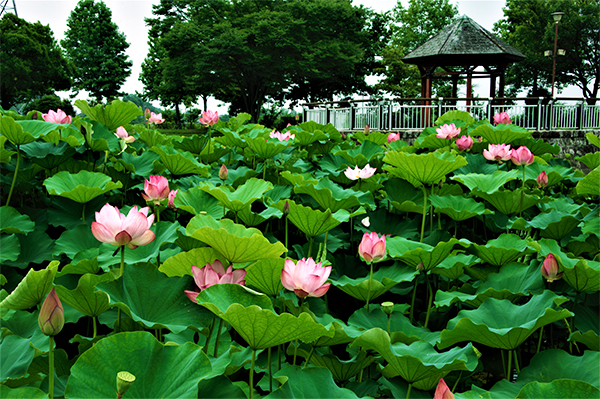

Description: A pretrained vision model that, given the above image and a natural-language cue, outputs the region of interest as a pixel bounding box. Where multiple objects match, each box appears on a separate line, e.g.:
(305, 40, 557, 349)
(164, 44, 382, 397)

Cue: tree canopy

(142, 0, 385, 121)
(0, 13, 72, 110)
(61, 0, 132, 103)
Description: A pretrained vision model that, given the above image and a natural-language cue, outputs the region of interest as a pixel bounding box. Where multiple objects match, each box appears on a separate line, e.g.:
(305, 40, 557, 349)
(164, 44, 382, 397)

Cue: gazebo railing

(303, 97, 600, 131)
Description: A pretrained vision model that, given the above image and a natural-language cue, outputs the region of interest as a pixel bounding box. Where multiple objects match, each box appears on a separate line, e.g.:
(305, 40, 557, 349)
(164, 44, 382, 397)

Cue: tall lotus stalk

(38, 288, 64, 399)
(358, 232, 386, 311)
(511, 146, 534, 218)
(199, 110, 219, 164)
(5, 144, 20, 207)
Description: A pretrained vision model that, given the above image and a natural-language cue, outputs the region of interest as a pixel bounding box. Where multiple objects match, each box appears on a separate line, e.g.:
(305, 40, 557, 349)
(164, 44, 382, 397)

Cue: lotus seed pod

(381, 302, 394, 315)
(116, 371, 136, 395)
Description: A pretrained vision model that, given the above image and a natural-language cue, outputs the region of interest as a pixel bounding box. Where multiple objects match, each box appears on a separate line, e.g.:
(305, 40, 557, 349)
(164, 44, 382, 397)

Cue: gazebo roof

(403, 15, 525, 66)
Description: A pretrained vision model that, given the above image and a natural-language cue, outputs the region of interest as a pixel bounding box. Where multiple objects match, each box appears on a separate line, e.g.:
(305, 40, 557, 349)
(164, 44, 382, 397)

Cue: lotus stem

(268, 347, 272, 392)
(303, 345, 315, 369)
(5, 145, 20, 207)
(537, 326, 544, 354)
(420, 186, 427, 243)
(82, 203, 86, 225)
(514, 349, 520, 374)
(92, 316, 97, 339)
(365, 262, 374, 312)
(284, 215, 288, 257)
(406, 383, 412, 399)
(451, 370, 462, 393)
(203, 315, 216, 354)
(387, 313, 391, 335)
(424, 273, 433, 329)
(519, 165, 525, 218)
(409, 276, 419, 323)
(506, 349, 512, 381)
(213, 318, 224, 357)
(263, 162, 267, 180)
(307, 237, 314, 259)
(49, 336, 55, 399)
(249, 349, 256, 399)
(293, 340, 298, 365)
(120, 246, 125, 277)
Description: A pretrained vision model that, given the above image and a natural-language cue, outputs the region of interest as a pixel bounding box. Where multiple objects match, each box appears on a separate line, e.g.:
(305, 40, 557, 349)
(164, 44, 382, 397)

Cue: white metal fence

(303, 98, 600, 131)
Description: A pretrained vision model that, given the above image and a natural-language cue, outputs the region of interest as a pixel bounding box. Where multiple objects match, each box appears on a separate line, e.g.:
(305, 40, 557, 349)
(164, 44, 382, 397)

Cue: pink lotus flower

(483, 144, 512, 162)
(435, 123, 461, 139)
(281, 257, 332, 298)
(91, 204, 155, 249)
(141, 175, 170, 205)
(434, 378, 454, 399)
(537, 171, 548, 188)
(541, 253, 563, 283)
(493, 112, 512, 125)
(387, 133, 400, 143)
(114, 126, 135, 143)
(199, 110, 219, 126)
(219, 164, 228, 181)
(144, 108, 151, 119)
(344, 164, 376, 180)
(456, 135, 473, 151)
(148, 112, 165, 124)
(364, 125, 370, 134)
(38, 288, 64, 336)
(184, 260, 246, 302)
(168, 189, 178, 209)
(511, 146, 534, 166)
(359, 232, 386, 263)
(42, 109, 72, 124)
(270, 130, 295, 141)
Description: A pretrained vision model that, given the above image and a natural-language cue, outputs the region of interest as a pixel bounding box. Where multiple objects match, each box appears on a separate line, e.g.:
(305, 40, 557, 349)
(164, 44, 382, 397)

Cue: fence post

(437, 98, 443, 120)
(350, 104, 355, 131)
(536, 98, 542, 130)
(487, 98, 493, 122)
(388, 103, 393, 130)
(576, 101, 584, 129)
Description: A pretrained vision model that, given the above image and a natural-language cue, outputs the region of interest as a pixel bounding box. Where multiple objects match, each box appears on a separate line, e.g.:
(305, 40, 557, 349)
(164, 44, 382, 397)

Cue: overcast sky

(14, 0, 577, 112)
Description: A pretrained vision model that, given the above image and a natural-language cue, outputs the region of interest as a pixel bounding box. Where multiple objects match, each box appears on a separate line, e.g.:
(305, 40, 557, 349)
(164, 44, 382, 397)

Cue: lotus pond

(0, 100, 599, 398)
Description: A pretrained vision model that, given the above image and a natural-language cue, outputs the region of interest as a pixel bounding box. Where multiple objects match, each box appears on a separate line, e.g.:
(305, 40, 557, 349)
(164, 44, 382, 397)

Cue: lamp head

(552, 12, 564, 23)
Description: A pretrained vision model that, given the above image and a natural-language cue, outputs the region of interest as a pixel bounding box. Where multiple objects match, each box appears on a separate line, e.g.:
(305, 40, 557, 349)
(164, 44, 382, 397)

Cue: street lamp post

(550, 12, 564, 98)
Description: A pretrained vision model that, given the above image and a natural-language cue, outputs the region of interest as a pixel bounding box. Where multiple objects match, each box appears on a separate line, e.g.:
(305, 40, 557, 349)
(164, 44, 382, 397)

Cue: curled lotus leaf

(43, 170, 123, 203)
(516, 379, 599, 399)
(435, 110, 475, 126)
(271, 199, 349, 238)
(54, 272, 115, 317)
(387, 237, 469, 271)
(159, 247, 227, 278)
(576, 166, 600, 197)
(467, 234, 535, 267)
(451, 170, 519, 194)
(0, 261, 59, 310)
(74, 99, 141, 131)
(518, 349, 600, 388)
(330, 264, 418, 301)
(335, 140, 384, 168)
(527, 209, 581, 241)
(201, 178, 273, 213)
(245, 136, 289, 159)
(293, 178, 375, 212)
(383, 150, 468, 187)
(150, 145, 210, 176)
(473, 188, 544, 216)
(245, 258, 285, 297)
(470, 122, 531, 144)
(576, 152, 600, 170)
(287, 344, 374, 382)
(267, 365, 360, 398)
(292, 128, 328, 146)
(0, 206, 35, 234)
(430, 194, 493, 221)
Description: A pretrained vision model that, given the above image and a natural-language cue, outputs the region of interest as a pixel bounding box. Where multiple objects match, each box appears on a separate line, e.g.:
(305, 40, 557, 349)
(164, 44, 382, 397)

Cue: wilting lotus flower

(91, 204, 155, 249)
(281, 257, 332, 298)
(345, 164, 376, 180)
(541, 253, 563, 283)
(387, 133, 400, 143)
(537, 171, 549, 188)
(141, 175, 170, 205)
(456, 135, 473, 151)
(114, 126, 135, 143)
(38, 288, 64, 336)
(148, 112, 165, 124)
(483, 144, 512, 162)
(199, 110, 219, 126)
(219, 164, 228, 181)
(270, 130, 295, 141)
(42, 109, 72, 124)
(359, 232, 386, 263)
(168, 189, 178, 209)
(435, 123, 461, 139)
(434, 378, 455, 399)
(511, 146, 534, 166)
(184, 260, 246, 302)
(361, 216, 370, 227)
(493, 112, 512, 125)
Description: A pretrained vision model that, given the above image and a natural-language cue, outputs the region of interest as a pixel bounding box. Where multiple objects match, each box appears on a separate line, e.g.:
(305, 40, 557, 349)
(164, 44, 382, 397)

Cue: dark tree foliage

(61, 0, 132, 103)
(374, 0, 459, 98)
(495, 0, 600, 99)
(24, 94, 75, 117)
(142, 0, 384, 122)
(0, 13, 72, 110)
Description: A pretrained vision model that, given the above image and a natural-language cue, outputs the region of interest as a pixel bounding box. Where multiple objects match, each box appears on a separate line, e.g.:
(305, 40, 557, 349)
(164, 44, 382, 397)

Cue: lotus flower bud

(541, 253, 563, 283)
(144, 108, 151, 119)
(434, 378, 455, 399)
(38, 288, 64, 336)
(282, 200, 290, 215)
(364, 124, 370, 134)
(358, 232, 386, 263)
(116, 371, 136, 397)
(537, 171, 548, 188)
(381, 301, 394, 315)
(219, 164, 228, 181)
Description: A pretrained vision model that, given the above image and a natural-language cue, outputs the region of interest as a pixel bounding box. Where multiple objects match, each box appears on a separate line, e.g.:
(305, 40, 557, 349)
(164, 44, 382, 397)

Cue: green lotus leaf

(294, 178, 375, 212)
(585, 131, 600, 148)
(199, 144, 230, 164)
(225, 166, 260, 187)
(65, 331, 212, 398)
(0, 136, 16, 163)
(581, 216, 600, 239)
(173, 185, 224, 218)
(213, 128, 246, 148)
(0, 234, 20, 262)
(43, 170, 123, 203)
(1, 307, 57, 354)
(385, 178, 427, 214)
(348, 307, 440, 345)
(74, 99, 141, 131)
(536, 238, 600, 292)
(20, 141, 77, 169)
(516, 379, 599, 399)
(265, 365, 361, 398)
(383, 150, 468, 186)
(201, 178, 273, 213)
(245, 136, 289, 159)
(312, 314, 361, 346)
(387, 237, 467, 271)
(569, 330, 599, 351)
(293, 128, 329, 146)
(576, 152, 600, 170)
(280, 171, 320, 187)
(0, 206, 35, 234)
(118, 150, 161, 177)
(0, 385, 47, 398)
(451, 170, 519, 194)
(576, 166, 600, 196)
(527, 209, 580, 240)
(297, 121, 341, 140)
(122, 220, 180, 265)
(53, 224, 102, 259)
(318, 153, 352, 172)
(54, 272, 115, 317)
(237, 204, 268, 226)
(468, 234, 535, 267)
(159, 247, 227, 278)
(1, 115, 39, 145)
(471, 123, 531, 144)
(435, 262, 545, 308)
(432, 253, 479, 280)
(197, 284, 333, 349)
(138, 128, 170, 148)
(288, 345, 374, 382)
(438, 291, 573, 350)
(352, 328, 478, 389)
(330, 264, 418, 301)
(524, 162, 573, 186)
(0, 261, 58, 310)
(173, 134, 209, 155)
(150, 145, 210, 176)
(454, 380, 522, 399)
(335, 140, 384, 168)
(0, 335, 36, 382)
(245, 258, 285, 296)
(40, 122, 86, 147)
(2, 230, 55, 269)
(511, 137, 560, 156)
(185, 214, 286, 263)
(96, 263, 210, 333)
(520, 349, 600, 388)
(271, 199, 349, 238)
(430, 194, 493, 221)
(436, 110, 475, 126)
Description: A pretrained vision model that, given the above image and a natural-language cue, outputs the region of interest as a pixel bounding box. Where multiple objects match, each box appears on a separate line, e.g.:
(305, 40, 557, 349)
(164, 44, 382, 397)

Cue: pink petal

(91, 222, 117, 245)
(281, 269, 296, 291)
(122, 211, 152, 240)
(115, 230, 132, 246)
(310, 283, 331, 298)
(191, 266, 206, 290)
(184, 290, 199, 303)
(129, 229, 155, 247)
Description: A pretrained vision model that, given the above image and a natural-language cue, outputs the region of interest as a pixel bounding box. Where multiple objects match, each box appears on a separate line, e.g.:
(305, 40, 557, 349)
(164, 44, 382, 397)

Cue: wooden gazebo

(403, 15, 525, 113)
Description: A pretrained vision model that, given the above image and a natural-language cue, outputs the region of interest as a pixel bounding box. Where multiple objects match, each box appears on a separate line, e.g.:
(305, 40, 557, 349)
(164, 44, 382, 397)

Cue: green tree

(495, 0, 600, 99)
(142, 0, 381, 122)
(374, 0, 458, 97)
(0, 13, 72, 110)
(61, 0, 132, 103)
